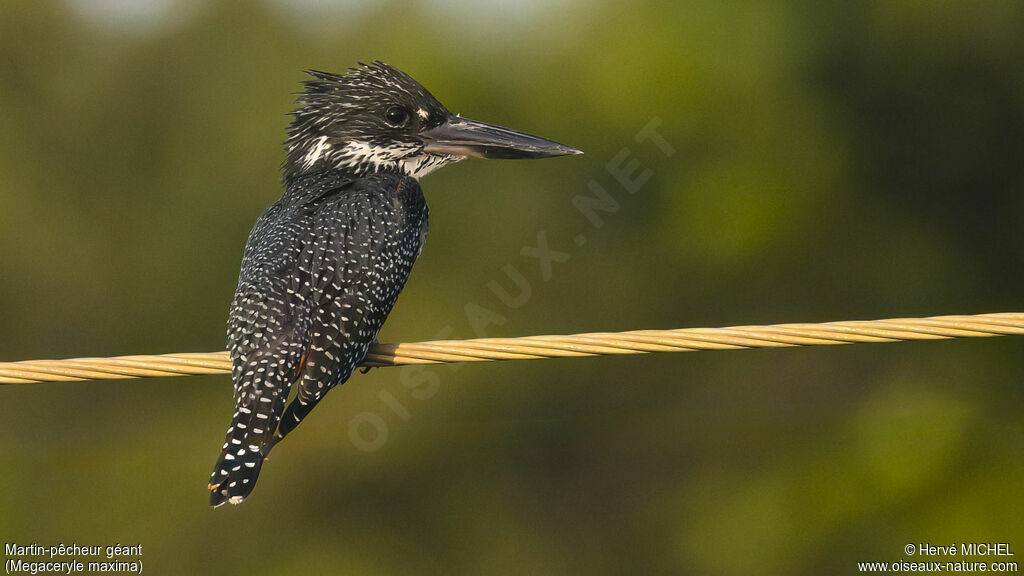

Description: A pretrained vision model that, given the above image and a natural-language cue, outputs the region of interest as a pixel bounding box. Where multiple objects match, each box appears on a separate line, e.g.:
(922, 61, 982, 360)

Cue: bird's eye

(384, 106, 409, 126)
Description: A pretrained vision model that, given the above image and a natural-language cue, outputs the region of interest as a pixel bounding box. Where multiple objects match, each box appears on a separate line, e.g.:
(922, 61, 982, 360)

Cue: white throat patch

(340, 140, 410, 171)
(399, 153, 464, 179)
(338, 140, 462, 179)
(291, 137, 463, 180)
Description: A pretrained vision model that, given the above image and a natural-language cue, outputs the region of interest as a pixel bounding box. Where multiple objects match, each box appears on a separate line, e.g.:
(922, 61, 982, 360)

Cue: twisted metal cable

(1, 312, 1022, 385)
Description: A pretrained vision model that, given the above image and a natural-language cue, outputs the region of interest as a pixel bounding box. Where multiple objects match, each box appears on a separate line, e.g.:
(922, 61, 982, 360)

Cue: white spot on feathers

(302, 135, 332, 169)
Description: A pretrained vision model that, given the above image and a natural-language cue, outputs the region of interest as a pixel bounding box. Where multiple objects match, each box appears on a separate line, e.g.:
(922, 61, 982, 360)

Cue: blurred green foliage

(1, 1, 1022, 574)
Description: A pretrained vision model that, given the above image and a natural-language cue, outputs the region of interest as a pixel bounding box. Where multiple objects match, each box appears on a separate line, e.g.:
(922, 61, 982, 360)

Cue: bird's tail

(208, 389, 287, 507)
(208, 406, 268, 507)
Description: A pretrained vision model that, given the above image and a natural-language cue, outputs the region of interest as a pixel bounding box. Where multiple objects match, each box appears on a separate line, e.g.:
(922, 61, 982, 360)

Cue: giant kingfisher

(208, 62, 580, 506)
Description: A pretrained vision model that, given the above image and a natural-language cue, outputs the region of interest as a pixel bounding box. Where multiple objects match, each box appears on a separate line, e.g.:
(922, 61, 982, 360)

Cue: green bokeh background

(2, 1, 1022, 574)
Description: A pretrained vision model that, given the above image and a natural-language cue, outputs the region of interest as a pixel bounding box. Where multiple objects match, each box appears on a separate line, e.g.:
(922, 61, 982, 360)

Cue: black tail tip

(209, 482, 251, 507)
(208, 452, 265, 508)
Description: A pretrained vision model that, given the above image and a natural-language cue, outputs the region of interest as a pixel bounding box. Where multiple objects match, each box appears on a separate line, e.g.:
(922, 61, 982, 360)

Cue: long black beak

(421, 115, 582, 159)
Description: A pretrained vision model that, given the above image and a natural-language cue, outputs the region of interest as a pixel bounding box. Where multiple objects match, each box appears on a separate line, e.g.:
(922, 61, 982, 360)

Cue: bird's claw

(359, 337, 380, 374)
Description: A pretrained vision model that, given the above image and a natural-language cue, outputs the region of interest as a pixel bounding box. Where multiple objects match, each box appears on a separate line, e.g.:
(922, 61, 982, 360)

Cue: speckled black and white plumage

(208, 61, 579, 506)
(208, 171, 426, 507)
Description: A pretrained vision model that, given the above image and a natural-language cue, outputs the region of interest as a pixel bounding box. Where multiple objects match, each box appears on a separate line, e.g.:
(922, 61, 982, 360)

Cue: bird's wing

(211, 175, 425, 505)
(210, 202, 319, 505)
(274, 187, 393, 440)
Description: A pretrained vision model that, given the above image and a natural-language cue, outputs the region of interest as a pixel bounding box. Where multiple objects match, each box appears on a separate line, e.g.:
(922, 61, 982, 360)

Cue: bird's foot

(360, 338, 380, 374)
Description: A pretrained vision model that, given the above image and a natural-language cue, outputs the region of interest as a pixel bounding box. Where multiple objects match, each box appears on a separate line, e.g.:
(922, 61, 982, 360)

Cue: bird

(208, 61, 580, 506)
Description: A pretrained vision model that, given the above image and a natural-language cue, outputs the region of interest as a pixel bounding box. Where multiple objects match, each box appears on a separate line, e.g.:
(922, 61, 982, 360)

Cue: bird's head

(284, 62, 581, 180)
